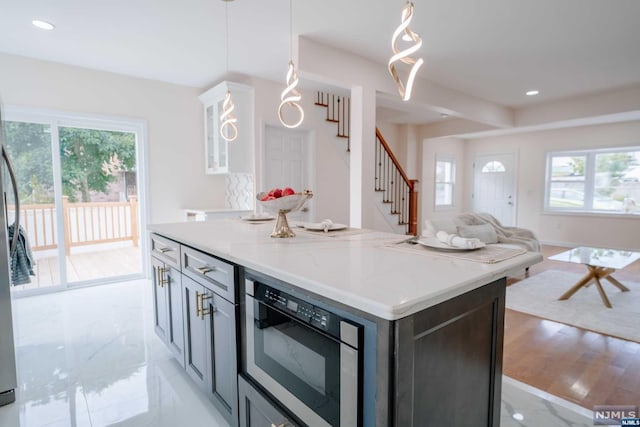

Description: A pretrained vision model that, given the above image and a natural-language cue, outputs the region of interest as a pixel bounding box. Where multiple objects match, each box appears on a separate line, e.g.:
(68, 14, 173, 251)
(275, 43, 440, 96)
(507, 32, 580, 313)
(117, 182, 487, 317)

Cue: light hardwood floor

(14, 245, 142, 290)
(504, 245, 640, 410)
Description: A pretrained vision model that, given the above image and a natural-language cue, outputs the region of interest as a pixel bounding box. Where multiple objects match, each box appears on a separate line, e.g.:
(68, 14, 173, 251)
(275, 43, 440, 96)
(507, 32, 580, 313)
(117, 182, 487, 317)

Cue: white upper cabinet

(199, 81, 254, 175)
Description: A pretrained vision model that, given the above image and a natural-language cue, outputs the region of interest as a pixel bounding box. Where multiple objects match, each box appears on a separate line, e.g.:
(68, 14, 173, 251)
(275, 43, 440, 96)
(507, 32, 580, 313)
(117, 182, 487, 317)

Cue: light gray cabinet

(151, 255, 185, 367)
(151, 256, 169, 342)
(210, 292, 237, 418)
(183, 275, 209, 389)
(238, 376, 298, 427)
(182, 255, 239, 427)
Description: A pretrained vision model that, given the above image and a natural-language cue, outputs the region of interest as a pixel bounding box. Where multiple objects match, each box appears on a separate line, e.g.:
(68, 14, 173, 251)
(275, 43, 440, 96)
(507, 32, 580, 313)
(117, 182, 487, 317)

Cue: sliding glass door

(2, 109, 146, 294)
(3, 121, 62, 290)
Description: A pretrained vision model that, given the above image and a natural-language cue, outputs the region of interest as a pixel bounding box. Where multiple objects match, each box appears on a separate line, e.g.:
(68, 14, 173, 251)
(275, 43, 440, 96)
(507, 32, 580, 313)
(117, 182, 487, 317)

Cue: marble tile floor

(0, 280, 594, 427)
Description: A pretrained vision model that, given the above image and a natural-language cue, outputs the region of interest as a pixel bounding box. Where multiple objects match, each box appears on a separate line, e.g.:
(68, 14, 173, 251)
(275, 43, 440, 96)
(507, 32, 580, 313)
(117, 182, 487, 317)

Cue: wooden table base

(558, 265, 630, 308)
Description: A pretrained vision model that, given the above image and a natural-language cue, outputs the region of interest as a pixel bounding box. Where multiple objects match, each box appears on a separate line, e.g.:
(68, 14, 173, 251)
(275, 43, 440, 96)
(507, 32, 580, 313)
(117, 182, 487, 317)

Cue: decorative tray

(416, 236, 486, 251)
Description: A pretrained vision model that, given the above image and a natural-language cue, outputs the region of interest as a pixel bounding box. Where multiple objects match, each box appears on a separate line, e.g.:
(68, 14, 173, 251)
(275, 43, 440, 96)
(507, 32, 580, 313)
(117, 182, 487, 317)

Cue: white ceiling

(1, 0, 640, 112)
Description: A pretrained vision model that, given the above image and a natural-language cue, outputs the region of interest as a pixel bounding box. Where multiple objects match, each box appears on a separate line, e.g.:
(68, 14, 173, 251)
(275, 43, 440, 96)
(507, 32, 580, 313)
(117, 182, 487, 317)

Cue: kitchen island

(148, 219, 542, 427)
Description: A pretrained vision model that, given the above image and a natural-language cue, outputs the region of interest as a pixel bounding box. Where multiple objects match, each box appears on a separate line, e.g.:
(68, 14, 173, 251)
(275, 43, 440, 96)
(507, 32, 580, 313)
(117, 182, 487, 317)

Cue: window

(545, 147, 640, 215)
(435, 157, 455, 208)
(481, 161, 506, 173)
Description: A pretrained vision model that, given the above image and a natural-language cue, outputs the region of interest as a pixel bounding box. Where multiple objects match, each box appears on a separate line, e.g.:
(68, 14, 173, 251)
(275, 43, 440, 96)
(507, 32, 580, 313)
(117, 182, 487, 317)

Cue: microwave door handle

(340, 343, 359, 427)
(2, 145, 20, 256)
(340, 321, 360, 427)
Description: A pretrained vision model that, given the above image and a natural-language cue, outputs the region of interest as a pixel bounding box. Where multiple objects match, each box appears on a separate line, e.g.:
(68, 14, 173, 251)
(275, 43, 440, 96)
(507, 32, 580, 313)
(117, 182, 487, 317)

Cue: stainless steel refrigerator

(0, 108, 19, 407)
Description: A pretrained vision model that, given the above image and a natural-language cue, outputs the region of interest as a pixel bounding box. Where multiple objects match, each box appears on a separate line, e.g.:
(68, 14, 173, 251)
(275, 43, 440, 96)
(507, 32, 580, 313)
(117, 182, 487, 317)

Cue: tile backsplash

(225, 173, 254, 210)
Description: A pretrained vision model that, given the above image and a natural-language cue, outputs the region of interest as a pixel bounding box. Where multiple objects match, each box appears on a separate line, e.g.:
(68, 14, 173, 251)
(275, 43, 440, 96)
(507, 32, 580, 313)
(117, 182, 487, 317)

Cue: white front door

(472, 153, 517, 226)
(263, 126, 312, 221)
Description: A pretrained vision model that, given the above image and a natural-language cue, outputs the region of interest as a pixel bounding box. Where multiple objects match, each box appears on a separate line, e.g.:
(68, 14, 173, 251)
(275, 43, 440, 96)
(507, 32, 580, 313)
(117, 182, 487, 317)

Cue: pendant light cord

(289, 0, 293, 61)
(225, 0, 230, 73)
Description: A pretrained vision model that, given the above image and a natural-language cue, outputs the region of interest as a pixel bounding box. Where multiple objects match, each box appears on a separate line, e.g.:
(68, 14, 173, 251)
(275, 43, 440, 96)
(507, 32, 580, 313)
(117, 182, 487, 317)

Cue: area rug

(506, 270, 640, 343)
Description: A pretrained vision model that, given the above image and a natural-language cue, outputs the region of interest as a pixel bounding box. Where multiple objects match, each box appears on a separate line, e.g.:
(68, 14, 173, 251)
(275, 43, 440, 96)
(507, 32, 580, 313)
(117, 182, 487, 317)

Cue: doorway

(472, 152, 517, 226)
(262, 125, 313, 222)
(2, 109, 146, 294)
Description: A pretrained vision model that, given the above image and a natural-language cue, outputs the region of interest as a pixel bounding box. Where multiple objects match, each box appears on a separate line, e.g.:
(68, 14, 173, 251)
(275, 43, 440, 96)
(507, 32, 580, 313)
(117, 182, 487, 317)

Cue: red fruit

(260, 195, 269, 201)
(267, 189, 276, 197)
(282, 187, 295, 196)
(266, 196, 276, 201)
(272, 189, 283, 198)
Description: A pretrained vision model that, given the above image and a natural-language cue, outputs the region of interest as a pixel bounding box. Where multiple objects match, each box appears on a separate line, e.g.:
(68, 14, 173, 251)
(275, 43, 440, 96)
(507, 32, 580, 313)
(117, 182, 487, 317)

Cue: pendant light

(220, 0, 238, 142)
(278, 0, 304, 129)
(388, 1, 424, 101)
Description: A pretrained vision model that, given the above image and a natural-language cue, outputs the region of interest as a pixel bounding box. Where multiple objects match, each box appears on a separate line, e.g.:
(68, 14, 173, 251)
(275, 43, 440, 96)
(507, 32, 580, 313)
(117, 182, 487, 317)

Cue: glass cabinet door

(204, 101, 229, 174)
(199, 81, 254, 175)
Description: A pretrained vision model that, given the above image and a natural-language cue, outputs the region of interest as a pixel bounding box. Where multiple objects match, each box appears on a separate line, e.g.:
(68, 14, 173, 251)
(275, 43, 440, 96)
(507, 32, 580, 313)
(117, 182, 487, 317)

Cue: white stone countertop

(148, 219, 543, 320)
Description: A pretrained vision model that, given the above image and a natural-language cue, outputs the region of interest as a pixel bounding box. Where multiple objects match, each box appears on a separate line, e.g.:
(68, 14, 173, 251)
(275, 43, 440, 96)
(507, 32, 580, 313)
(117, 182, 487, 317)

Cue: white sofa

(423, 212, 540, 253)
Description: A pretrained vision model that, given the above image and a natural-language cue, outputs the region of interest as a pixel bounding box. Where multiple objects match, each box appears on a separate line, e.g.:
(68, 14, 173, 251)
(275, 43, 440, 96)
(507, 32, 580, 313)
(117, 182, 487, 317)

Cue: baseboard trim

(539, 240, 575, 248)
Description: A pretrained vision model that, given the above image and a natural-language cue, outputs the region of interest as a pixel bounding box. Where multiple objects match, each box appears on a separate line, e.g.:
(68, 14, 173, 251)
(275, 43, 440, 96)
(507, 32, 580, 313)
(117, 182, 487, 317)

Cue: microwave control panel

(256, 283, 339, 338)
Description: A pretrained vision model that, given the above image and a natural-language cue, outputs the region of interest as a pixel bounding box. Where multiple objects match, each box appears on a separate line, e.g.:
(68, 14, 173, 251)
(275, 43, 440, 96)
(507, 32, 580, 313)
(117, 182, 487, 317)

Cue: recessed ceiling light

(526, 90, 539, 96)
(32, 20, 55, 30)
(440, 113, 449, 118)
(512, 412, 525, 421)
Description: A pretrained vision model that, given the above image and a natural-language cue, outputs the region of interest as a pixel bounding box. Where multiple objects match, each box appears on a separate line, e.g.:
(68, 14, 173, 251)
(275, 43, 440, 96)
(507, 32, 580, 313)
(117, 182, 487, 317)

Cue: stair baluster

(375, 128, 418, 235)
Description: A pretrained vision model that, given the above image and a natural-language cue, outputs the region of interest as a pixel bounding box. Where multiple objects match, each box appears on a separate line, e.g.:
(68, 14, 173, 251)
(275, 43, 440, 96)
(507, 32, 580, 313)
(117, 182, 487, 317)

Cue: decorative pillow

(457, 223, 499, 244)
(424, 219, 458, 236)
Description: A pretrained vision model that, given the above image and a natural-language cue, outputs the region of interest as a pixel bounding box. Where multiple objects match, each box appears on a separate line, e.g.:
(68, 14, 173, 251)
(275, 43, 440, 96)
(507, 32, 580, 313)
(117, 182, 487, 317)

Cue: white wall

(420, 137, 466, 229)
(247, 76, 351, 224)
(465, 121, 640, 250)
(0, 53, 224, 224)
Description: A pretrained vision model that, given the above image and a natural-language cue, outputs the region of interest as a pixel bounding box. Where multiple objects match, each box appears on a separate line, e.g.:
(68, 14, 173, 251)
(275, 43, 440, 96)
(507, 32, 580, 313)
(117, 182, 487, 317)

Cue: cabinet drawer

(238, 376, 299, 427)
(182, 246, 235, 303)
(150, 234, 180, 268)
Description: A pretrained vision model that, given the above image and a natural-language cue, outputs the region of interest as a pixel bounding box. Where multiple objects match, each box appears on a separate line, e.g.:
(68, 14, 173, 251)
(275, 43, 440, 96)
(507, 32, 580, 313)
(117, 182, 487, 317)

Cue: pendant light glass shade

(220, 90, 238, 141)
(220, 0, 238, 142)
(388, 1, 424, 101)
(278, 0, 304, 128)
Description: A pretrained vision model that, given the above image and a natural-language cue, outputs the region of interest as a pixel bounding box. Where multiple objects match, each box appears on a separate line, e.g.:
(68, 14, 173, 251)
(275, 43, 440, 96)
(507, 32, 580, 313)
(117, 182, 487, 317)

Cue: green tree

(2, 122, 54, 203)
(59, 127, 136, 202)
(596, 153, 635, 179)
(570, 157, 585, 176)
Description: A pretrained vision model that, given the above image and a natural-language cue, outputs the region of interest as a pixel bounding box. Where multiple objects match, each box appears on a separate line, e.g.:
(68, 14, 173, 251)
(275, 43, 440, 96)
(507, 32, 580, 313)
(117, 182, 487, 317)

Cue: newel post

(129, 196, 139, 247)
(61, 196, 72, 256)
(409, 180, 419, 236)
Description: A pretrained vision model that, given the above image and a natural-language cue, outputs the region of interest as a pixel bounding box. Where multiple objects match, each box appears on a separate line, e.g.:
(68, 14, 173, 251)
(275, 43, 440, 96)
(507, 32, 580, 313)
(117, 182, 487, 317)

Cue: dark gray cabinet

(151, 255, 185, 367)
(392, 278, 505, 427)
(182, 254, 239, 427)
(238, 376, 298, 427)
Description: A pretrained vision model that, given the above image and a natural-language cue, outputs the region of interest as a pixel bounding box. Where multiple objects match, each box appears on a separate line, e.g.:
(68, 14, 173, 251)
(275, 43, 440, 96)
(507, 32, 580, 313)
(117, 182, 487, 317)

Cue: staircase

(315, 91, 418, 235)
(314, 92, 351, 151)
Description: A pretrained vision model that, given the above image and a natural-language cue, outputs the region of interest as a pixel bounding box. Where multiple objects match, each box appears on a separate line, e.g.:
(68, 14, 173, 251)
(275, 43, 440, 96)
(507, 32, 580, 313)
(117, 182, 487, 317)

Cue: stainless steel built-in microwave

(244, 278, 362, 427)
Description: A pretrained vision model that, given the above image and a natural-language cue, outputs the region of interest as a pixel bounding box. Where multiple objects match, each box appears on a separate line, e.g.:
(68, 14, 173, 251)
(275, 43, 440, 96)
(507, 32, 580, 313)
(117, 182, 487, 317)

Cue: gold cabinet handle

(196, 266, 215, 275)
(199, 293, 213, 320)
(195, 291, 214, 320)
(195, 290, 202, 317)
(157, 266, 168, 287)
